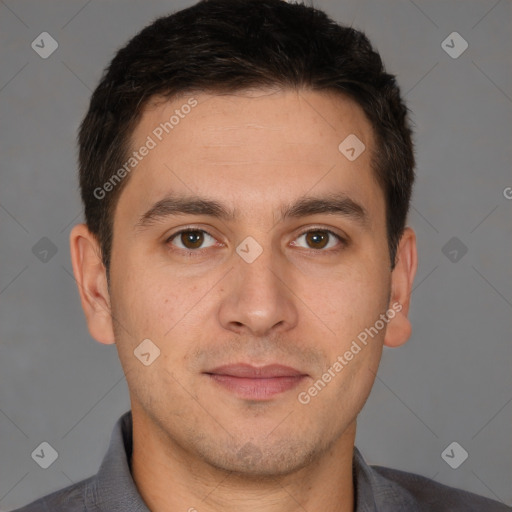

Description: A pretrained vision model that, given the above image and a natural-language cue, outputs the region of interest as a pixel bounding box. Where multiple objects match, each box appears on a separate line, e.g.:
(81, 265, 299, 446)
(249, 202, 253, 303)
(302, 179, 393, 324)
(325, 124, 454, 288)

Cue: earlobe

(384, 226, 418, 348)
(69, 224, 115, 345)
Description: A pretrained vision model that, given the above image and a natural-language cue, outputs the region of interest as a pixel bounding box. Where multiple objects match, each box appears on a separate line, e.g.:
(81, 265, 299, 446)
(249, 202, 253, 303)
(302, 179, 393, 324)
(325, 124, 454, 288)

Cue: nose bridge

(236, 234, 284, 301)
(238, 237, 282, 293)
(219, 233, 297, 336)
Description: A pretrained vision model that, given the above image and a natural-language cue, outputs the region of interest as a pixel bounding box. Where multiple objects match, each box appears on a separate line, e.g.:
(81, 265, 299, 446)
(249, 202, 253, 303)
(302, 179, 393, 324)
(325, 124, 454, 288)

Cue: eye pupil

(306, 231, 328, 249)
(182, 231, 204, 249)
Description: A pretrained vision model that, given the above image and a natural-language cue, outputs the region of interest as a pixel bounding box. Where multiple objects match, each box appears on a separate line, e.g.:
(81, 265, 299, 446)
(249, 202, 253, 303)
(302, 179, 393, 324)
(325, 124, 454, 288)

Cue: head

(71, 0, 417, 477)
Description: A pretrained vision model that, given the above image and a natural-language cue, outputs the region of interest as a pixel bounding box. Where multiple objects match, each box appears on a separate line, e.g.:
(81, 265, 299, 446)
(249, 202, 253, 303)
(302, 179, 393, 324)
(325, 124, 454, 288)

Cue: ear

(384, 226, 418, 348)
(69, 223, 115, 345)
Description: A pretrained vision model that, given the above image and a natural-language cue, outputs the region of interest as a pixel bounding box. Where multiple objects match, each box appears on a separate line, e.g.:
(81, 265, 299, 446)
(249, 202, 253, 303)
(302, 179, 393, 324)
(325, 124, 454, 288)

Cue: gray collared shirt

(11, 410, 511, 511)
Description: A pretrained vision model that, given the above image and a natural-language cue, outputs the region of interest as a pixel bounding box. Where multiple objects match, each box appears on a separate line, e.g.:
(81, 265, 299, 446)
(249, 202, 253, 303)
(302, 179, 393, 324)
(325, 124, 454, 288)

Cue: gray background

(1, 0, 511, 509)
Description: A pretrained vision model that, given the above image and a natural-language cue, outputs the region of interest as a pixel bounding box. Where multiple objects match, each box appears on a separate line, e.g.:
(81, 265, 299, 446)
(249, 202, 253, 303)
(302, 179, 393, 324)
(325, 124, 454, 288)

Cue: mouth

(204, 363, 308, 401)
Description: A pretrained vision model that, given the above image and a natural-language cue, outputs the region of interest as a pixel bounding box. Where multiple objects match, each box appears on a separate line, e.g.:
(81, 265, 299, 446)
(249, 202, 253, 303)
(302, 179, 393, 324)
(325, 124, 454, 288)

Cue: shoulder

(8, 476, 94, 512)
(372, 464, 512, 511)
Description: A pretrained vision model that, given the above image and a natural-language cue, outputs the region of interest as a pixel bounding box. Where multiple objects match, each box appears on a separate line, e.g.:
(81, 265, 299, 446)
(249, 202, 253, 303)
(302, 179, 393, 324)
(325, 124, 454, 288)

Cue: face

(77, 88, 414, 477)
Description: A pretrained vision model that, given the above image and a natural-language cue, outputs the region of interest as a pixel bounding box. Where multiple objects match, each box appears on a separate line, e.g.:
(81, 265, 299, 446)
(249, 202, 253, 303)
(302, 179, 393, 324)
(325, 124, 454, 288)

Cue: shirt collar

(352, 445, 417, 512)
(91, 410, 416, 512)
(93, 410, 150, 511)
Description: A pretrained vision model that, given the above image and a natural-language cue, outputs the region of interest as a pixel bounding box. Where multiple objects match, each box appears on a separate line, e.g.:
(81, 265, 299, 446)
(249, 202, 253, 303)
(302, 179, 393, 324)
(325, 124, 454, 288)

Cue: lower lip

(207, 374, 307, 400)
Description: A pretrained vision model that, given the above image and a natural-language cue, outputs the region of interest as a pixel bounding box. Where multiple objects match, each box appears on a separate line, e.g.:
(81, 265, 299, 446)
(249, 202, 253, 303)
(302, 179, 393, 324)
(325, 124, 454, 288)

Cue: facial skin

(70, 88, 417, 512)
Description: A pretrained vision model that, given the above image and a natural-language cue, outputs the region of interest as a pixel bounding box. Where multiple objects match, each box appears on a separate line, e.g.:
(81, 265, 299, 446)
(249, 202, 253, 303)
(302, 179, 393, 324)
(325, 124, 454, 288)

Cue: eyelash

(165, 227, 347, 258)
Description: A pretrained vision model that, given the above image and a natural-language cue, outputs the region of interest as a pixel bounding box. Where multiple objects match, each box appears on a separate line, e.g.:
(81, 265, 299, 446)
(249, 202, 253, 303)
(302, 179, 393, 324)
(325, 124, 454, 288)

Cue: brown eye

(181, 231, 203, 249)
(168, 230, 217, 251)
(305, 231, 329, 249)
(292, 229, 345, 251)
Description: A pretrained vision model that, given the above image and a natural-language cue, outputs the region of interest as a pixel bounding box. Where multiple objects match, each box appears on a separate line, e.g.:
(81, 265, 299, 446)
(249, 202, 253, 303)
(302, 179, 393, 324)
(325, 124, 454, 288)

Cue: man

(13, 0, 510, 510)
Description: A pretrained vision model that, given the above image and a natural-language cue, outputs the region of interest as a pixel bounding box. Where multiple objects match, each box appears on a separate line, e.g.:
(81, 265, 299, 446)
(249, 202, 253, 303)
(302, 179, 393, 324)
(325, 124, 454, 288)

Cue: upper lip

(205, 363, 306, 378)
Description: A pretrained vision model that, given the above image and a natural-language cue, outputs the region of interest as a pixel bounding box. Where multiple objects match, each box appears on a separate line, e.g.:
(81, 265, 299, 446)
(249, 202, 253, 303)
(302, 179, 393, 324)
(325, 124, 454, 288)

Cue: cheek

(109, 274, 190, 399)
(307, 258, 389, 332)
(110, 252, 208, 369)
(108, 272, 165, 369)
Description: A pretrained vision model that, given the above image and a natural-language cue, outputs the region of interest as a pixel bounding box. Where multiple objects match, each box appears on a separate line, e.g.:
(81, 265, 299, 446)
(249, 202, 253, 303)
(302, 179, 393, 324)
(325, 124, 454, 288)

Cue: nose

(218, 243, 299, 337)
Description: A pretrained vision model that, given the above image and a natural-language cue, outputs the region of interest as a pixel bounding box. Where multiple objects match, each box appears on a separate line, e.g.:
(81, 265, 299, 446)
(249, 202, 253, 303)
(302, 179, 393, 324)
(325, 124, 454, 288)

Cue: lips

(204, 363, 308, 400)
(206, 363, 305, 378)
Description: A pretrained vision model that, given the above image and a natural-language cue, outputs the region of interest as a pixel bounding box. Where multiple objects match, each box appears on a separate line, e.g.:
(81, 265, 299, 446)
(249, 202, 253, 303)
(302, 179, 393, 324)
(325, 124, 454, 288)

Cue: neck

(130, 408, 356, 512)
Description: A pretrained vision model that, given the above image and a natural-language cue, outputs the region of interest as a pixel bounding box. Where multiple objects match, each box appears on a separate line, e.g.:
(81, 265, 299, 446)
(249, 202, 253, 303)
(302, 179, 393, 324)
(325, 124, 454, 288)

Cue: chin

(196, 436, 321, 478)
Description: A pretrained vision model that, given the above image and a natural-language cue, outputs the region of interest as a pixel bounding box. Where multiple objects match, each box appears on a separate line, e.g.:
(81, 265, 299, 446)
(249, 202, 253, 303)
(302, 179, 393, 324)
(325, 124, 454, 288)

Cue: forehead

(115, 88, 384, 229)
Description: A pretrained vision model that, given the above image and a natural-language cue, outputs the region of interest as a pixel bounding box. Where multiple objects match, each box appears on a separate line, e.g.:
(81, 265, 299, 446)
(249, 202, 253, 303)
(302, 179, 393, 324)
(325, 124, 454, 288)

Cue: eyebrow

(135, 192, 369, 230)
